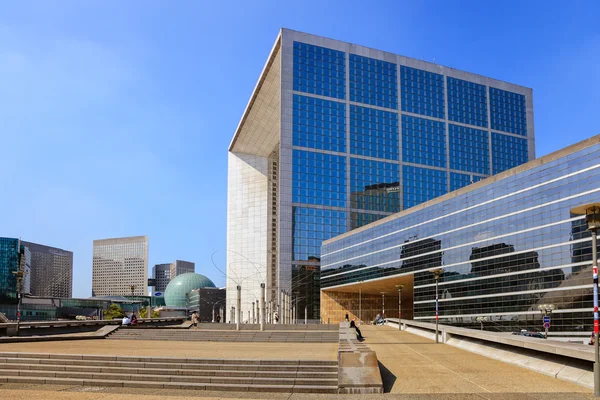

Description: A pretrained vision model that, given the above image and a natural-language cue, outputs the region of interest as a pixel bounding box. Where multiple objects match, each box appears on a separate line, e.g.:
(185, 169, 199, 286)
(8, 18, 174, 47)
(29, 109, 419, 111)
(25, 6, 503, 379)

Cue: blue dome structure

(164, 273, 216, 307)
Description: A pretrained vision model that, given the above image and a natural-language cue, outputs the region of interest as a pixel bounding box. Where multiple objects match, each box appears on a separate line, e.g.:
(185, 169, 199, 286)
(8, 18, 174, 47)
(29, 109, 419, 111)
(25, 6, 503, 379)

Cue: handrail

(387, 318, 595, 362)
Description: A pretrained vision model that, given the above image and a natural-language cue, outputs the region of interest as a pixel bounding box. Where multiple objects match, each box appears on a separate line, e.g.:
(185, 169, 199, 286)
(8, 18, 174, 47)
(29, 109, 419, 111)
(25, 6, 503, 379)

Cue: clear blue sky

(1, 1, 598, 298)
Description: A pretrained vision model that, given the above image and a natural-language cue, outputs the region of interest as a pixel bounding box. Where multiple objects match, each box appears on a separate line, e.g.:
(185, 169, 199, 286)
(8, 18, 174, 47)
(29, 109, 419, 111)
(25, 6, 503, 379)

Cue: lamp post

(358, 280, 363, 324)
(395, 285, 404, 330)
(380, 292, 386, 321)
(236, 285, 241, 331)
(476, 316, 488, 331)
(431, 269, 443, 343)
(260, 283, 266, 331)
(571, 203, 600, 397)
(129, 285, 137, 315)
(11, 269, 25, 336)
(538, 304, 555, 338)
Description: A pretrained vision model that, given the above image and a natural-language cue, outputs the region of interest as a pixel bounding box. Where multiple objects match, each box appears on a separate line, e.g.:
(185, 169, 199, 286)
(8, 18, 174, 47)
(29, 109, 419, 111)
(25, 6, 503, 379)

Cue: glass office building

(22, 241, 73, 298)
(321, 135, 600, 332)
(227, 29, 534, 320)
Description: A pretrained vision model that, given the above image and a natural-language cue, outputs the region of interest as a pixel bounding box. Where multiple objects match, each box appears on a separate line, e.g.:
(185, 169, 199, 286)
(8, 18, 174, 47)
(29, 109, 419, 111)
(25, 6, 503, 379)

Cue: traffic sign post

(543, 316, 551, 324)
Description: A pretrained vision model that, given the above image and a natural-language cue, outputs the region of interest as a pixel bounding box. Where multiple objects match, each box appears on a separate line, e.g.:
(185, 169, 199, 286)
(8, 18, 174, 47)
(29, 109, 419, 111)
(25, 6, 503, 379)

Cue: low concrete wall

(0, 317, 185, 338)
(337, 322, 383, 394)
(387, 318, 593, 389)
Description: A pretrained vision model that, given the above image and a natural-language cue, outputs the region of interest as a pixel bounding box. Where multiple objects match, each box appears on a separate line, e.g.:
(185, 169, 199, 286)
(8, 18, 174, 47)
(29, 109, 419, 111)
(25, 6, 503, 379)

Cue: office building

(227, 28, 535, 320)
(21, 241, 73, 298)
(189, 287, 225, 322)
(92, 236, 148, 296)
(170, 260, 195, 279)
(0, 238, 30, 303)
(152, 263, 171, 292)
(320, 135, 600, 332)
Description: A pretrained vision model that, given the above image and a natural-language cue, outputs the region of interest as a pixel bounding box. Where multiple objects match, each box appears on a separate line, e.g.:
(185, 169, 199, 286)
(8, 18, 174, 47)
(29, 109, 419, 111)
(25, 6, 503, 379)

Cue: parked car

(512, 329, 546, 339)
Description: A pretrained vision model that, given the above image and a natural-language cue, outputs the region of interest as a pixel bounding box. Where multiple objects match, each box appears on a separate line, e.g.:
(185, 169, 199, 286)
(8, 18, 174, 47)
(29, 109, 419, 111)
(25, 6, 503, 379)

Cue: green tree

(139, 307, 160, 318)
(104, 304, 124, 320)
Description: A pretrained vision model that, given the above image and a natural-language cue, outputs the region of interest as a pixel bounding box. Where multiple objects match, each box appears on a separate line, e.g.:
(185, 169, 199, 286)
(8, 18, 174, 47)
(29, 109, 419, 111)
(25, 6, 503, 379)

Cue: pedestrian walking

(191, 311, 199, 330)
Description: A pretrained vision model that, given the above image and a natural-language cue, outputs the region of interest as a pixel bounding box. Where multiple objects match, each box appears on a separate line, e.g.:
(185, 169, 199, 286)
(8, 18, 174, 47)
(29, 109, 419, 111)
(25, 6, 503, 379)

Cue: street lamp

(185, 292, 189, 318)
(11, 268, 25, 336)
(431, 269, 444, 343)
(476, 316, 488, 331)
(395, 284, 404, 331)
(129, 285, 137, 315)
(538, 304, 555, 338)
(571, 203, 600, 396)
(380, 292, 386, 321)
(358, 280, 363, 324)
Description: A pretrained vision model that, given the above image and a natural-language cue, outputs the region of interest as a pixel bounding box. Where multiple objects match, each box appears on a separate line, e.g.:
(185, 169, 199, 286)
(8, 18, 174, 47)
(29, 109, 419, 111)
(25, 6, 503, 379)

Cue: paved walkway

(0, 339, 338, 360)
(360, 325, 591, 395)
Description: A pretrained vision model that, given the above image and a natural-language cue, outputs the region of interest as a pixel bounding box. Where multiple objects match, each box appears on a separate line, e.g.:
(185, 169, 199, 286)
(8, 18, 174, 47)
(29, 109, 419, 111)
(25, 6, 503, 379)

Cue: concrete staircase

(107, 328, 339, 343)
(0, 352, 338, 393)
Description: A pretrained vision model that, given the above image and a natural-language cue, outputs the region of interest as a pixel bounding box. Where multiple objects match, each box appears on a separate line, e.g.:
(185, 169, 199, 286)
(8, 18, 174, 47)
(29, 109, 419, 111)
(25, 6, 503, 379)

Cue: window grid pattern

(350, 105, 399, 160)
(490, 87, 527, 136)
(492, 133, 529, 174)
(292, 207, 347, 261)
(293, 41, 345, 100)
(402, 115, 446, 168)
(403, 166, 447, 209)
(292, 149, 347, 207)
(449, 124, 490, 175)
(447, 77, 488, 128)
(400, 66, 445, 119)
(293, 94, 346, 152)
(350, 158, 400, 213)
(351, 212, 388, 230)
(450, 172, 483, 191)
(349, 54, 397, 109)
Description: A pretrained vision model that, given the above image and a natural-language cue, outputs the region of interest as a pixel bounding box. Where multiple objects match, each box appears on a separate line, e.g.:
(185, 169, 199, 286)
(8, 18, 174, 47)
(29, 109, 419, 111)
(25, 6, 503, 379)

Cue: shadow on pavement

(378, 360, 396, 393)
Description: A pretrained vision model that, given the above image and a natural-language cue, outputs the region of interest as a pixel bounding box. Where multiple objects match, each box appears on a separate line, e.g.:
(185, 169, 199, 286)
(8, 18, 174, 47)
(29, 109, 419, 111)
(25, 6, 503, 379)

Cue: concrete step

(0, 362, 337, 379)
(0, 352, 339, 394)
(0, 368, 338, 386)
(0, 376, 338, 393)
(0, 358, 337, 373)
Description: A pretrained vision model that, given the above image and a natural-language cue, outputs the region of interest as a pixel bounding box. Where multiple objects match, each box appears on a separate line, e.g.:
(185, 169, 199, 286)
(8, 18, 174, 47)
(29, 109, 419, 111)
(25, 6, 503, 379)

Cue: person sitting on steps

(350, 318, 363, 340)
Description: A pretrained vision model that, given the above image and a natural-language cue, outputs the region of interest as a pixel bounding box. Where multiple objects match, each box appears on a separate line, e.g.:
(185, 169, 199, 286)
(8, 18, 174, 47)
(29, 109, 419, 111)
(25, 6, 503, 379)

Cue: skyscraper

(0, 238, 30, 303)
(21, 241, 73, 298)
(170, 260, 194, 279)
(227, 29, 535, 319)
(152, 263, 171, 292)
(92, 236, 148, 296)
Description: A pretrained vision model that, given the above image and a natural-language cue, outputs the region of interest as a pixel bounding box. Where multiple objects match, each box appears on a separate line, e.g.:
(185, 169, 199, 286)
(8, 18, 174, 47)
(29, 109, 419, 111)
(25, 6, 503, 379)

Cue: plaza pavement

(0, 324, 595, 399)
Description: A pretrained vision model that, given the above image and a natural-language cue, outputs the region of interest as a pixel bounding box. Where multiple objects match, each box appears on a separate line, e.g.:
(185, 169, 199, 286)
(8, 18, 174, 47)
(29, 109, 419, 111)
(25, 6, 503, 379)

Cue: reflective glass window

(293, 94, 346, 152)
(450, 172, 483, 191)
(292, 149, 347, 207)
(350, 157, 400, 212)
(447, 77, 488, 128)
(402, 115, 446, 168)
(449, 124, 489, 175)
(491, 132, 528, 174)
(349, 54, 397, 109)
(350, 105, 399, 160)
(490, 87, 527, 136)
(400, 66, 445, 118)
(293, 41, 345, 99)
(403, 166, 447, 209)
(292, 207, 347, 261)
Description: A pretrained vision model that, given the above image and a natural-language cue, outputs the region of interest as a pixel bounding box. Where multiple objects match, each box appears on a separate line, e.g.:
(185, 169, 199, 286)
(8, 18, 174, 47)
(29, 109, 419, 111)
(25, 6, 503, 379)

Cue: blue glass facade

(0, 237, 19, 303)
(402, 166, 447, 209)
(292, 149, 346, 207)
(293, 42, 345, 99)
(490, 87, 527, 136)
(350, 105, 399, 160)
(321, 138, 600, 332)
(293, 94, 346, 152)
(293, 207, 347, 262)
(350, 157, 400, 212)
(402, 115, 446, 168)
(400, 66, 445, 119)
(447, 77, 488, 128)
(492, 132, 529, 174)
(350, 54, 397, 109)
(450, 172, 483, 191)
(449, 124, 489, 175)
